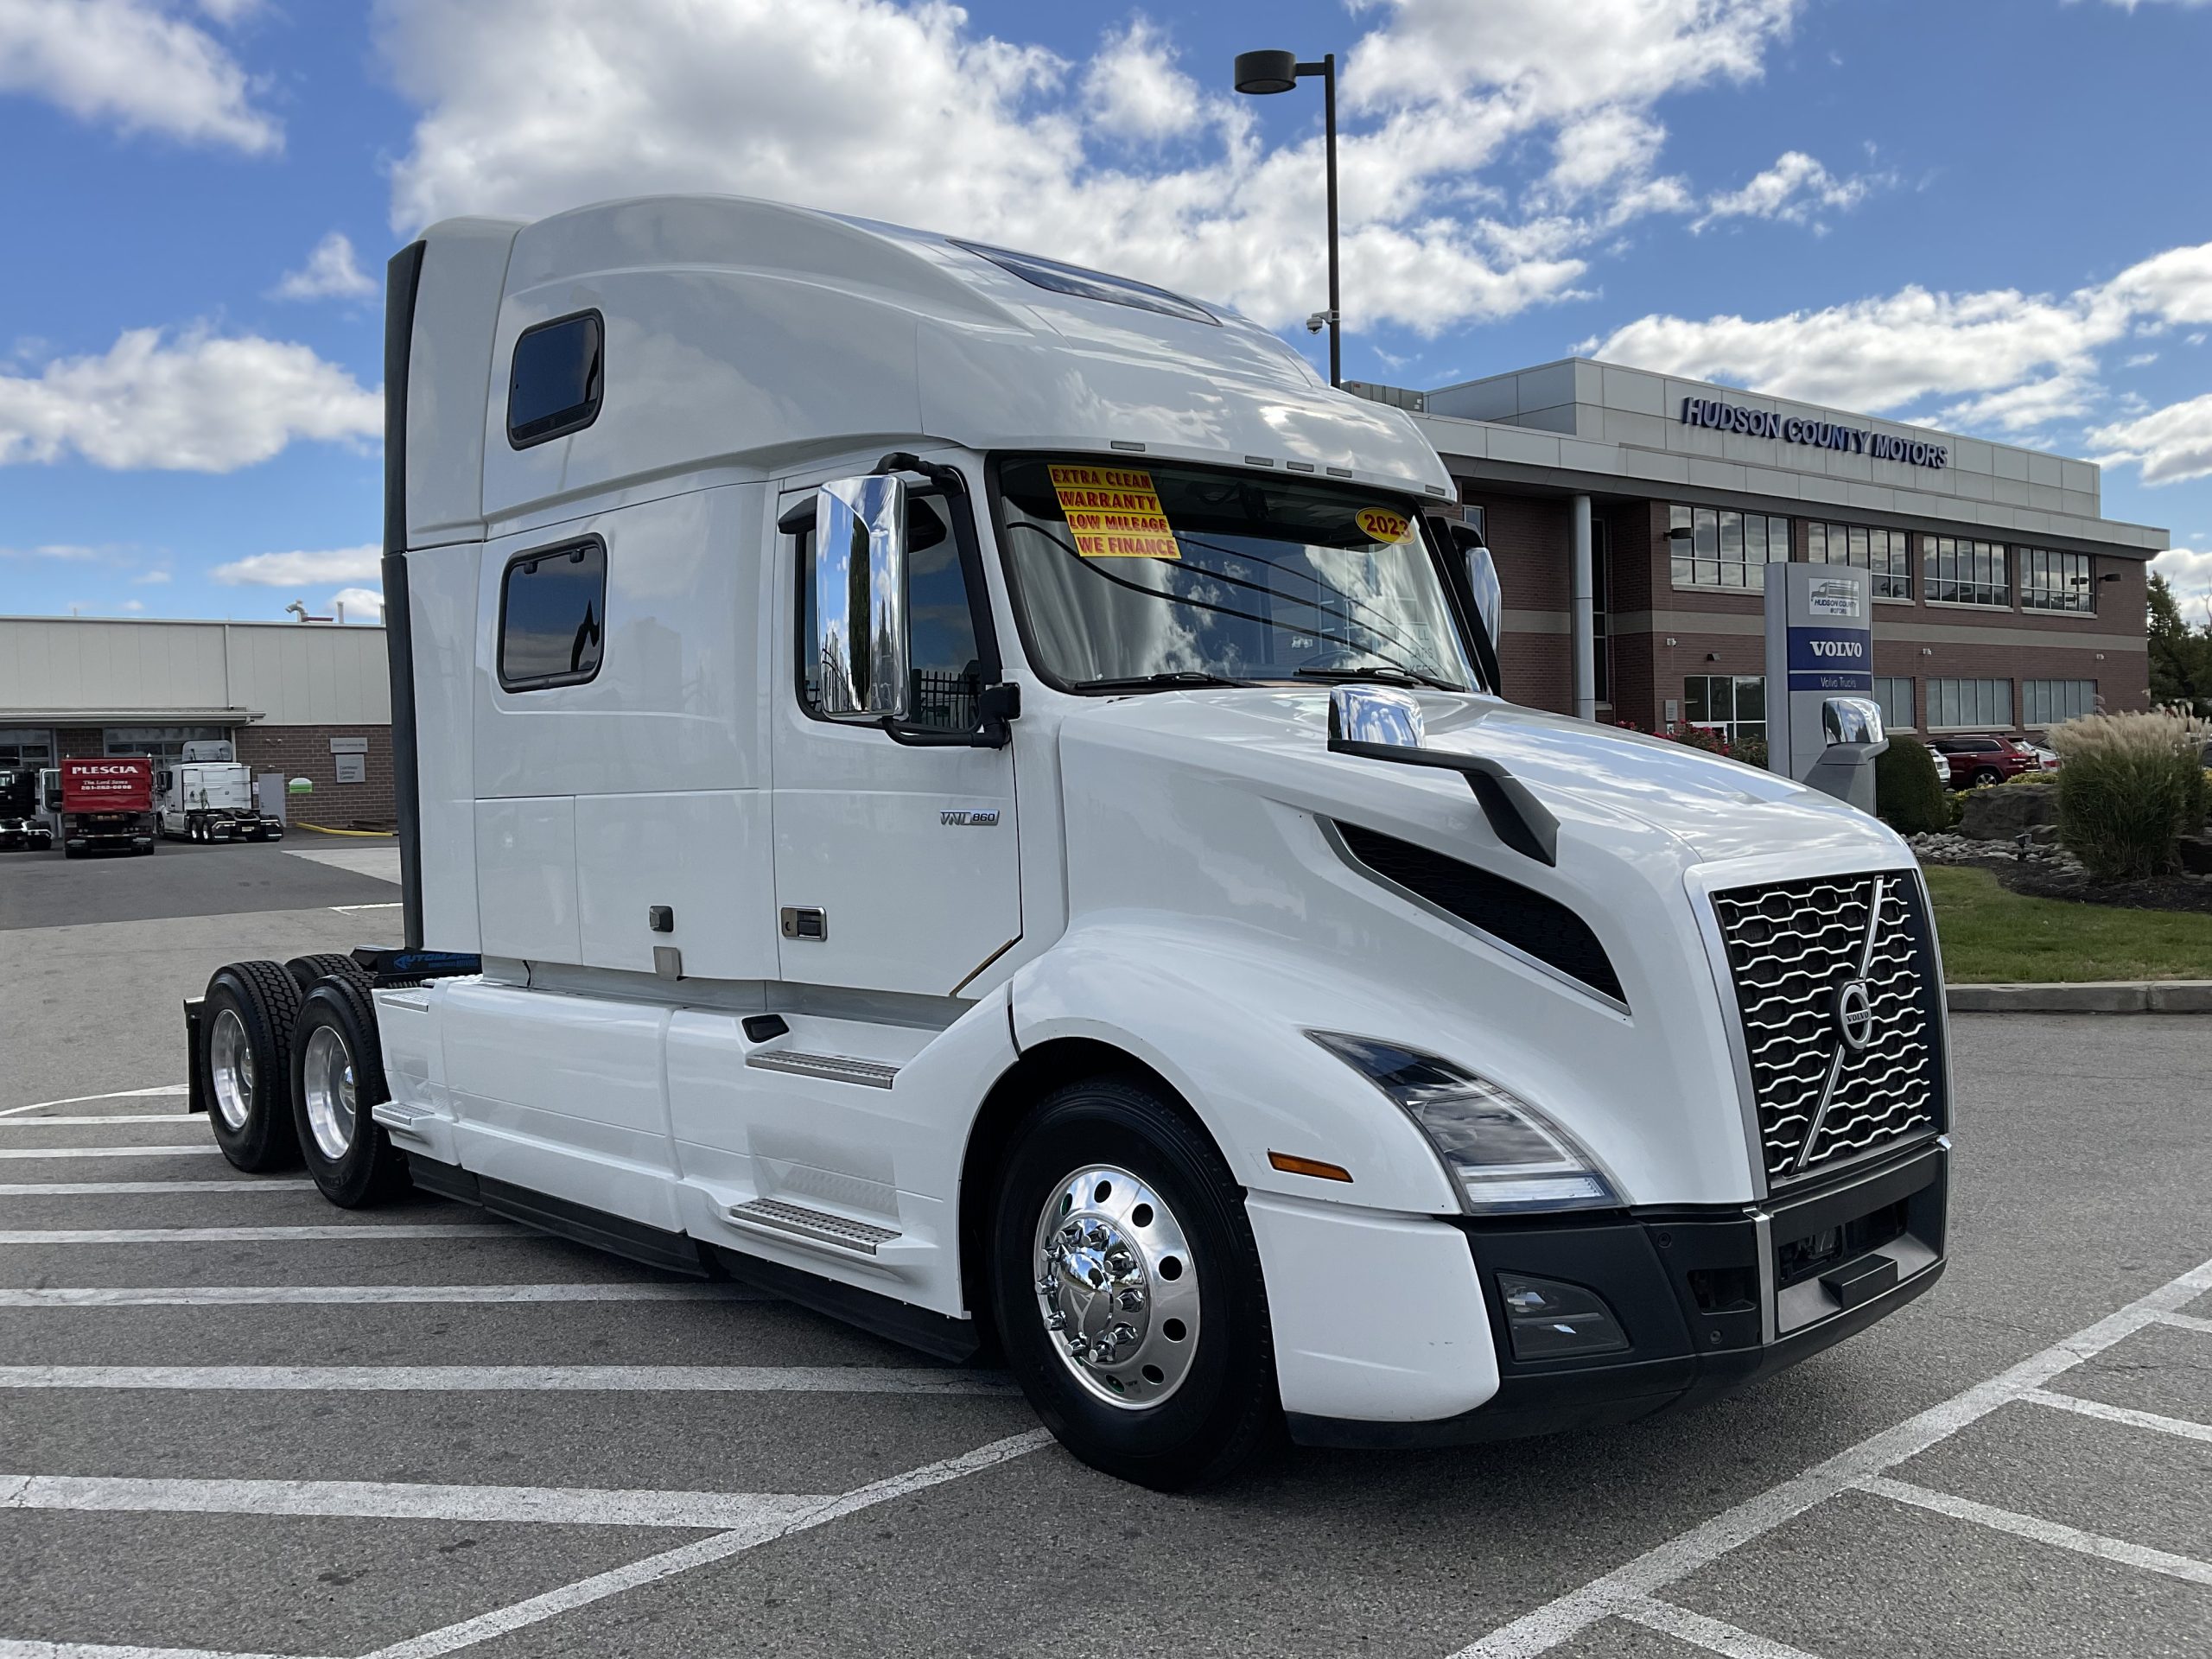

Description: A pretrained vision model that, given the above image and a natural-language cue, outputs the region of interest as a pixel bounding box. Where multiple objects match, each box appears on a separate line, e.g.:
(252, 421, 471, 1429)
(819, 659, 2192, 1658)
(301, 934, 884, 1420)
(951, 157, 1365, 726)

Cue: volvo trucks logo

(1832, 977, 1875, 1051)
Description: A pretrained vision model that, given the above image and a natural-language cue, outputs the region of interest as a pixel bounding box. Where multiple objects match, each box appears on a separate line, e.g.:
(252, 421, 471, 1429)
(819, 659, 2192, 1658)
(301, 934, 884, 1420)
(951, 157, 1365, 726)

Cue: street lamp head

(1233, 49, 1300, 94)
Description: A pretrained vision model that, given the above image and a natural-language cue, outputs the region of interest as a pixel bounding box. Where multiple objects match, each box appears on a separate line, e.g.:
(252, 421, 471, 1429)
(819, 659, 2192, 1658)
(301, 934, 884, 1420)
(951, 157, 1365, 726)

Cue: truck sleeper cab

(156, 742, 283, 844)
(187, 196, 1949, 1490)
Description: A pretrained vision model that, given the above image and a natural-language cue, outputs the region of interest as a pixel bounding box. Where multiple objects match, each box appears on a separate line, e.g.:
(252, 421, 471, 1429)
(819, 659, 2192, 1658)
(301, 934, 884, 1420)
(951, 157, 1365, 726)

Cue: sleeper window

(507, 311, 603, 447)
(499, 541, 607, 690)
(799, 494, 982, 730)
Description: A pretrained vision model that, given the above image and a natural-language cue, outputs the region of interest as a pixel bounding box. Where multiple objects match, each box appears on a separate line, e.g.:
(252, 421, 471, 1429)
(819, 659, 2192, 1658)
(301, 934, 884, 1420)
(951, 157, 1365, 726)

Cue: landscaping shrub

(1874, 737, 1949, 836)
(2050, 710, 2212, 879)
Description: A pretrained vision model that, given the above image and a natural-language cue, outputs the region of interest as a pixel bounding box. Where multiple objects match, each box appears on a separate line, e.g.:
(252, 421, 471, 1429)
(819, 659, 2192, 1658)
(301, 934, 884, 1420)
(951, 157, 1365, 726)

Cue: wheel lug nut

(1118, 1289, 1145, 1312)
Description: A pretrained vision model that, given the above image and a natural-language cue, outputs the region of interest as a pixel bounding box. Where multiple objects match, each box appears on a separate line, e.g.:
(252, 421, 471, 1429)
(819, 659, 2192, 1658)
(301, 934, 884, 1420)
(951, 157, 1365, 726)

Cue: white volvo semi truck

(187, 196, 1950, 1489)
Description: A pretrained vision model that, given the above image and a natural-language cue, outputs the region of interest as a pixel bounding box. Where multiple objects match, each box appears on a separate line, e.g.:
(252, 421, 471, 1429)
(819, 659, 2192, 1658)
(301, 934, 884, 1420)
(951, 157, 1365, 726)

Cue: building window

(1592, 520, 1611, 705)
(498, 538, 607, 690)
(1459, 501, 1486, 541)
(1670, 505, 1789, 590)
(1872, 677, 1916, 731)
(507, 310, 604, 448)
(1926, 677, 2013, 729)
(1683, 674, 1766, 744)
(2018, 548, 2094, 613)
(0, 728, 54, 767)
(1808, 521, 1911, 600)
(103, 726, 229, 763)
(1923, 536, 2010, 607)
(2022, 679, 2097, 727)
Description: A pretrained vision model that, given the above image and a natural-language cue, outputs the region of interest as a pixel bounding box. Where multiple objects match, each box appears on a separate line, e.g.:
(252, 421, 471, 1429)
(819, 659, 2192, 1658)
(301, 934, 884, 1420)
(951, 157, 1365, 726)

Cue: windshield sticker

(1355, 506, 1413, 544)
(1049, 464, 1182, 559)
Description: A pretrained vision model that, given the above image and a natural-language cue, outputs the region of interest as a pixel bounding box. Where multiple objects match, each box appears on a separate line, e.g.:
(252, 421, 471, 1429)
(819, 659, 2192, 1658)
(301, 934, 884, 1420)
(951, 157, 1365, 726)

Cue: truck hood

(1056, 687, 1905, 870)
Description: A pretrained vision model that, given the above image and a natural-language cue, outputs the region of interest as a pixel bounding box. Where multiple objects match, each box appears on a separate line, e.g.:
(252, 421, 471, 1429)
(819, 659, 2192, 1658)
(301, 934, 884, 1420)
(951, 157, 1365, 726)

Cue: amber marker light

(1268, 1151, 1354, 1182)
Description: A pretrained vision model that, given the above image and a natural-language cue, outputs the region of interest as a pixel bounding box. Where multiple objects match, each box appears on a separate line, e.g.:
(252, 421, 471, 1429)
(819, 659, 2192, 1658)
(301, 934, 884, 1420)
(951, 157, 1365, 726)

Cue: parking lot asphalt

(0, 856, 2207, 1657)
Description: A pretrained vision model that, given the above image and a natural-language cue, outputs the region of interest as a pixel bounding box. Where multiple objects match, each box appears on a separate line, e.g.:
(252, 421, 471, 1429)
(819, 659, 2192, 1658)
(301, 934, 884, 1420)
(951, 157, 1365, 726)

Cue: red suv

(1929, 734, 2040, 788)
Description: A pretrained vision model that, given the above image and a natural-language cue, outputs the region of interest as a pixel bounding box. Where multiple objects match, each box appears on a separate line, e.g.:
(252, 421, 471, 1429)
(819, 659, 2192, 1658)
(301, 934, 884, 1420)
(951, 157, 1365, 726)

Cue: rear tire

(290, 975, 409, 1208)
(988, 1075, 1281, 1491)
(285, 953, 368, 996)
(1971, 766, 2002, 787)
(200, 961, 304, 1172)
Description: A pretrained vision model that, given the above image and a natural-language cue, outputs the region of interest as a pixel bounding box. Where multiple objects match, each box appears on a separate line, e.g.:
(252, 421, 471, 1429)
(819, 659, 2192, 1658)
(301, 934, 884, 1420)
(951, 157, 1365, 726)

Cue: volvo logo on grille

(1832, 977, 1875, 1051)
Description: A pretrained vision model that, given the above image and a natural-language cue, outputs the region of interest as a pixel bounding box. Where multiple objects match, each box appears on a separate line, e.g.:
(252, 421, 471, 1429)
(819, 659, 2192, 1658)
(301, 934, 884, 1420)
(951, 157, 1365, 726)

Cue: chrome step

(744, 1050, 899, 1090)
(725, 1197, 901, 1256)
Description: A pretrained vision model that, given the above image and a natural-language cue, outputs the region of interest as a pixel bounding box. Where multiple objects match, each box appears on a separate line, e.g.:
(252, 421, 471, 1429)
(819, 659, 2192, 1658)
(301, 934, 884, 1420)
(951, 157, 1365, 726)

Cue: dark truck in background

(58, 755, 156, 856)
(0, 767, 53, 850)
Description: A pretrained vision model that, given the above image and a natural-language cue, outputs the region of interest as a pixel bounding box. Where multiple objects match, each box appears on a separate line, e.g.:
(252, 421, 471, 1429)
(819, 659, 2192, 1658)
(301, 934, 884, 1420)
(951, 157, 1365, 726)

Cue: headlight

(1308, 1032, 1619, 1215)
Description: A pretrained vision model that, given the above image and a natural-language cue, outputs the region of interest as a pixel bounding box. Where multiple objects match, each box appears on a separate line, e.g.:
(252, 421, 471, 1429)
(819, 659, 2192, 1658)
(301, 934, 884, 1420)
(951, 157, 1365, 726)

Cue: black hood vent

(1332, 822, 1625, 1007)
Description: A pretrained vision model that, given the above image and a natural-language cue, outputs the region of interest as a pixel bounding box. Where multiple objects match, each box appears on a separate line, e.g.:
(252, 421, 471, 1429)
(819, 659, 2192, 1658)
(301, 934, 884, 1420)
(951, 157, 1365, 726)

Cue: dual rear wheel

(198, 956, 407, 1205)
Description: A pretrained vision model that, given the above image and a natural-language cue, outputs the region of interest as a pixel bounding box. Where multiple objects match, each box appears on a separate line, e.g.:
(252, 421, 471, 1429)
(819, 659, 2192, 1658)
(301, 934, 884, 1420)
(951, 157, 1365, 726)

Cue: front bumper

(1287, 1136, 1948, 1447)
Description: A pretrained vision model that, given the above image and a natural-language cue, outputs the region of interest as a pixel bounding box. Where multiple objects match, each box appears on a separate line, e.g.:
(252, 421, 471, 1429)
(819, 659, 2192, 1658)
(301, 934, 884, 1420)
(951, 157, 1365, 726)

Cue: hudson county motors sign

(1681, 396, 1949, 469)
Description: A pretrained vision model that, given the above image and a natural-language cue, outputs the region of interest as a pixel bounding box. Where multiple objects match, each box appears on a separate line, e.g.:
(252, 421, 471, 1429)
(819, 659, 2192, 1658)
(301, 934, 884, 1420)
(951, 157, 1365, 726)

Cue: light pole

(1234, 48, 1340, 387)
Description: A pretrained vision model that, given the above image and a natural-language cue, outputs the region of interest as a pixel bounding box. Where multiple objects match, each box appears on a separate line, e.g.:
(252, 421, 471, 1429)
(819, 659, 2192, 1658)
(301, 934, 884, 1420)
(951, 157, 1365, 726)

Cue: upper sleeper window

(506, 311, 603, 448)
(499, 540, 607, 690)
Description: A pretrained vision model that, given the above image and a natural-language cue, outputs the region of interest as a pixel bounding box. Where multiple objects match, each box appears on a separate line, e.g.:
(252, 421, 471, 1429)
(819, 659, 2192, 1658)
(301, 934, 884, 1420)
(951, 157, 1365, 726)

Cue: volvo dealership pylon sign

(1764, 562, 1884, 810)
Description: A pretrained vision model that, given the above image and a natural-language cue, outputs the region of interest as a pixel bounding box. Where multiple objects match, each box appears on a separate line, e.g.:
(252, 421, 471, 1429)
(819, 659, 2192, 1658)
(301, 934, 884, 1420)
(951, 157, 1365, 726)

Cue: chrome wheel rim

(302, 1024, 356, 1161)
(1032, 1164, 1200, 1410)
(208, 1008, 253, 1131)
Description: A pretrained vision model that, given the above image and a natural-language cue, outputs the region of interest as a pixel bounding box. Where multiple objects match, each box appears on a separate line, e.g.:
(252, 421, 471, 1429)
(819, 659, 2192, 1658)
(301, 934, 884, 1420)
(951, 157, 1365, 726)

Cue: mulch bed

(1973, 855, 2212, 917)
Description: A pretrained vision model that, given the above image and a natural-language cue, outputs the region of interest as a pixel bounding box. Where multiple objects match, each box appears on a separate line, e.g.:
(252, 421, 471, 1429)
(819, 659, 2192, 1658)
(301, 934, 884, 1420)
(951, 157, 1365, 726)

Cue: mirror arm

(880, 683, 1020, 750)
(1327, 736, 1559, 867)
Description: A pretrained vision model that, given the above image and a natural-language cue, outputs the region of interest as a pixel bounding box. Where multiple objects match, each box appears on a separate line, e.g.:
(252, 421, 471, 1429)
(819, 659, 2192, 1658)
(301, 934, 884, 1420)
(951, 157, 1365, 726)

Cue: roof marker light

(1287, 461, 1317, 473)
(1110, 440, 1146, 453)
(1245, 455, 1275, 467)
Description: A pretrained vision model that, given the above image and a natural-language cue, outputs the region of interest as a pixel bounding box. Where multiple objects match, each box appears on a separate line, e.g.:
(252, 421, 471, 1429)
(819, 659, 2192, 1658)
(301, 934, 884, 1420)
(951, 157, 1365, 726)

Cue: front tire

(200, 962, 304, 1171)
(988, 1075, 1280, 1491)
(290, 975, 409, 1208)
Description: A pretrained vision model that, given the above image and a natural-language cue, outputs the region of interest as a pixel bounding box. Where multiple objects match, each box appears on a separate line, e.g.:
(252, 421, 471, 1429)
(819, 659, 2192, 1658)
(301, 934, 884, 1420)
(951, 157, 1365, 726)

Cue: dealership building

(1351, 359, 2164, 746)
(0, 617, 395, 828)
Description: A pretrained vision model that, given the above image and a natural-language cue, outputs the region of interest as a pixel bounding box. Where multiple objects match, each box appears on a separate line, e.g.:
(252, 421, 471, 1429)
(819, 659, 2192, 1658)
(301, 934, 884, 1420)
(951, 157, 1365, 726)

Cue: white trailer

(186, 197, 1951, 1488)
(156, 743, 284, 843)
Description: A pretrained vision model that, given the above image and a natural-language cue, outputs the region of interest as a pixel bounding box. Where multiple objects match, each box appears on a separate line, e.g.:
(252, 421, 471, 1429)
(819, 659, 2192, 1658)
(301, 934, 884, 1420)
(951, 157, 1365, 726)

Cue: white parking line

(0, 1086, 189, 1118)
(0, 1363, 1014, 1395)
(1449, 1251, 2212, 1658)
(0, 1182, 316, 1197)
(0, 1227, 505, 1243)
(357, 1427, 1054, 1659)
(2022, 1388, 2212, 1444)
(1859, 1475, 2212, 1586)
(0, 1116, 197, 1128)
(1618, 1598, 1824, 1659)
(2156, 1310, 2212, 1336)
(0, 1472, 832, 1531)
(0, 1643, 340, 1659)
(0, 1147, 224, 1161)
(0, 1283, 766, 1307)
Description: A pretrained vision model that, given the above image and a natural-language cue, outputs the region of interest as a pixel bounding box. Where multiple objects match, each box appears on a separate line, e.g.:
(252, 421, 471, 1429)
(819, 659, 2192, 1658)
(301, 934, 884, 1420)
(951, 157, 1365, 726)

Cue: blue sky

(3, 0, 2209, 624)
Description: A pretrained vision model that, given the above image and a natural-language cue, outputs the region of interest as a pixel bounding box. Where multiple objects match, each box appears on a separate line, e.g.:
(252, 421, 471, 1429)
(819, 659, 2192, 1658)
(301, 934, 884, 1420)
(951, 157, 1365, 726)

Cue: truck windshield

(994, 455, 1478, 692)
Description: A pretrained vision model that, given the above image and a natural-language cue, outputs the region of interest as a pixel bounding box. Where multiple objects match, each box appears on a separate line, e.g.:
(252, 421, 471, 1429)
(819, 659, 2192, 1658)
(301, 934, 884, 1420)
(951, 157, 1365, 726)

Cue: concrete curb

(1948, 981, 2212, 1013)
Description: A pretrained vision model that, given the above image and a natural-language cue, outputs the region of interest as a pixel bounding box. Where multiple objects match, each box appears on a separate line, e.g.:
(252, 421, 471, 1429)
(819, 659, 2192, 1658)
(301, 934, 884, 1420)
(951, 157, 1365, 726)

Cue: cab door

(769, 472, 1020, 996)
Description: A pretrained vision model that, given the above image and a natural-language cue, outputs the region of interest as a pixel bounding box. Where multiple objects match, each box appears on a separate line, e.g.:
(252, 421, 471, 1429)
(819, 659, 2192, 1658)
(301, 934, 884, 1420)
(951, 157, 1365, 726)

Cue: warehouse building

(1351, 359, 2163, 746)
(0, 617, 393, 829)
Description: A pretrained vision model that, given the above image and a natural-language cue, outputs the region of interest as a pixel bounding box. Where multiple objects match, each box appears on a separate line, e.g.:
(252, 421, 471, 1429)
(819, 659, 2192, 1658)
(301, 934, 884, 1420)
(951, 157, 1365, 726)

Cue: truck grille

(1709, 871, 1942, 1182)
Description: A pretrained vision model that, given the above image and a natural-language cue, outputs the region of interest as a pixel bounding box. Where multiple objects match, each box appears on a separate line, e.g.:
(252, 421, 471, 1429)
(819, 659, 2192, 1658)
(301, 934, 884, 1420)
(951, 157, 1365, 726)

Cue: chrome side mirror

(1822, 696, 1885, 747)
(1327, 684, 1426, 748)
(813, 474, 910, 721)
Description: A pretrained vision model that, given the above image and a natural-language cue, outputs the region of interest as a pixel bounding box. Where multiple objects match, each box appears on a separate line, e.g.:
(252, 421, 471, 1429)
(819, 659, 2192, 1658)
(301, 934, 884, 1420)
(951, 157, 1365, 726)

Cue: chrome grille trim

(1709, 870, 1942, 1183)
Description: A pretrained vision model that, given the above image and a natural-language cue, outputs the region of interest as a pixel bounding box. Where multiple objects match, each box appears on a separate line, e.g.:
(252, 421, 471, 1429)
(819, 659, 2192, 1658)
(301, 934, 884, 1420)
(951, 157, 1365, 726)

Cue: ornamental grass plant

(2049, 709, 2212, 880)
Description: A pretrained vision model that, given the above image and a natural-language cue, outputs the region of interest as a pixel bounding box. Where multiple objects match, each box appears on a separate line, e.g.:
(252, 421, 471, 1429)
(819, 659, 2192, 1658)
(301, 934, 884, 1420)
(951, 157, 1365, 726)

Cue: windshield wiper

(1080, 671, 1255, 692)
(1294, 664, 1464, 693)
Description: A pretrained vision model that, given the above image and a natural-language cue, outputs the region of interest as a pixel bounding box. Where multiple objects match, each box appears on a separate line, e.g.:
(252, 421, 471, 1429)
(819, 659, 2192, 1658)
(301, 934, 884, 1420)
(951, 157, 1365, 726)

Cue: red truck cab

(60, 756, 156, 857)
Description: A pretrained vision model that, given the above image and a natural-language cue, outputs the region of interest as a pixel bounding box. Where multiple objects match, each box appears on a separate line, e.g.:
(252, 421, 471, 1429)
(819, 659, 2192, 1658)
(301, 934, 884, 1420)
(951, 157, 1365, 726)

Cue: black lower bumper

(1287, 1137, 1948, 1449)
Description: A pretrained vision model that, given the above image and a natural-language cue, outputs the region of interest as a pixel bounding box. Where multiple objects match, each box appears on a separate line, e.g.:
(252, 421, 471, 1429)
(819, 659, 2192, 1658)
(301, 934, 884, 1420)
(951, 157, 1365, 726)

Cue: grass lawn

(1923, 864, 2212, 982)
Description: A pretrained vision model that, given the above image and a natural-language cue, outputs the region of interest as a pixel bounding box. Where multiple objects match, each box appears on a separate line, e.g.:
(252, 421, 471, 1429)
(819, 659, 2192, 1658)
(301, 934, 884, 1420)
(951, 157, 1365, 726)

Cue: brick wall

(232, 724, 396, 830)
(1462, 487, 1573, 714)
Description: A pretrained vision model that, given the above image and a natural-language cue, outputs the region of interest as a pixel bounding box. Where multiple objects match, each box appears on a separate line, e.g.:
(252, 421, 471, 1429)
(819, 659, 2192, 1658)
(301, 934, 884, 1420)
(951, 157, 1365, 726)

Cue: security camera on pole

(1764, 561, 1888, 813)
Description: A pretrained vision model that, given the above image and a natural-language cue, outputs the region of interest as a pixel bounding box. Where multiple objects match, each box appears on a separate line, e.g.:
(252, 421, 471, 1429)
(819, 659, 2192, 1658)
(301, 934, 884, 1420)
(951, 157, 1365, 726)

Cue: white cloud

(274, 232, 377, 301)
(0, 327, 380, 472)
(373, 0, 1805, 337)
(2126, 351, 2159, 368)
(131, 568, 171, 584)
(212, 545, 382, 587)
(1938, 373, 2099, 433)
(0, 542, 109, 561)
(329, 585, 385, 622)
(1694, 150, 1878, 232)
(0, 0, 279, 152)
(2088, 394, 2212, 486)
(2152, 548, 2212, 613)
(116, 598, 146, 613)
